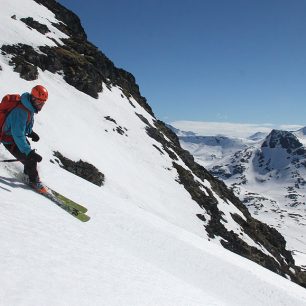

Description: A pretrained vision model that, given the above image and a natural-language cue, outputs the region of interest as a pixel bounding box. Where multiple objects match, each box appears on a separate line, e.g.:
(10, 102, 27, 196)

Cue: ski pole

(0, 159, 19, 162)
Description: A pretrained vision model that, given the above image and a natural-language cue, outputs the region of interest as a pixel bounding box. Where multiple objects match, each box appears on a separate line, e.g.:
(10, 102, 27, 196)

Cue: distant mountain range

(171, 125, 306, 269)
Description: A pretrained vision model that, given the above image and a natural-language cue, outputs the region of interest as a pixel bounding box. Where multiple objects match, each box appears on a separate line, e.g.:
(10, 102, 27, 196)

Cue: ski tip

(78, 214, 91, 222)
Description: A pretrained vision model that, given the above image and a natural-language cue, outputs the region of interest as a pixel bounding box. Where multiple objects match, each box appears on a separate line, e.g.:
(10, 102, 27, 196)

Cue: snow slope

(178, 134, 252, 167)
(0, 0, 306, 305)
(2, 163, 306, 306)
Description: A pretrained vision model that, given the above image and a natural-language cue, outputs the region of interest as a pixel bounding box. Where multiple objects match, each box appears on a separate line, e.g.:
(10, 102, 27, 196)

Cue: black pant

(4, 143, 39, 182)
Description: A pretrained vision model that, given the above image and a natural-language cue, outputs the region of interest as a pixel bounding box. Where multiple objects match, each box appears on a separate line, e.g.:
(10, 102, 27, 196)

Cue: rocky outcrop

(20, 17, 50, 34)
(104, 116, 128, 136)
(1, 44, 39, 81)
(262, 130, 304, 154)
(53, 151, 105, 187)
(33, 0, 87, 39)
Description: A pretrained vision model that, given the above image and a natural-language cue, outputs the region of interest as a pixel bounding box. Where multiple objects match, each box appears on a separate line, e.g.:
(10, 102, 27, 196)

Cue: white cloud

(170, 121, 304, 138)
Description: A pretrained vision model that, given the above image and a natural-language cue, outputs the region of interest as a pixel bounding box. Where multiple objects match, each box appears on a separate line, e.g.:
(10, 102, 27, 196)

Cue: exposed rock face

(254, 130, 306, 175)
(262, 129, 304, 154)
(1, 44, 39, 81)
(34, 0, 87, 39)
(53, 151, 105, 187)
(20, 17, 51, 34)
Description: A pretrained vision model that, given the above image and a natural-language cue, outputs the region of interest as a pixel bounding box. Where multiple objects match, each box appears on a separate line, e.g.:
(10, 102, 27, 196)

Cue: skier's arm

(10, 108, 32, 155)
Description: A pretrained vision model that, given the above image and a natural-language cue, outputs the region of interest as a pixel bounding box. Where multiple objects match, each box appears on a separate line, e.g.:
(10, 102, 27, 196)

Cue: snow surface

(0, 0, 68, 47)
(1, 163, 306, 306)
(0, 1, 306, 305)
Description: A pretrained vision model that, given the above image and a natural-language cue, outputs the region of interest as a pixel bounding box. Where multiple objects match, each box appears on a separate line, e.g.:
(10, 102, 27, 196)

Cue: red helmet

(31, 85, 48, 101)
(31, 85, 48, 110)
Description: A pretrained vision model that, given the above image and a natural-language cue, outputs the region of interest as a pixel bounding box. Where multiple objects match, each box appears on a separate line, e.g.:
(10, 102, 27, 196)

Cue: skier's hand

(28, 131, 40, 142)
(27, 150, 42, 163)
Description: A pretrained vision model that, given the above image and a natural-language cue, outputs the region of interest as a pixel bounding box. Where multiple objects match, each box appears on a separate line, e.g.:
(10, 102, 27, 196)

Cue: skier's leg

(4, 143, 39, 182)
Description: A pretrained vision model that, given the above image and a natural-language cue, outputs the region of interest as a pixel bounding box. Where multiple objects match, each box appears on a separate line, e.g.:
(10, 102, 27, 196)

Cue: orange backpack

(0, 94, 30, 141)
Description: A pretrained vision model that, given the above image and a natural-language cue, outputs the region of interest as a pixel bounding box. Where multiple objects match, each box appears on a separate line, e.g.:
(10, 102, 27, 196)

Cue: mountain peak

(247, 131, 267, 141)
(261, 129, 303, 153)
(296, 126, 306, 135)
(33, 0, 87, 39)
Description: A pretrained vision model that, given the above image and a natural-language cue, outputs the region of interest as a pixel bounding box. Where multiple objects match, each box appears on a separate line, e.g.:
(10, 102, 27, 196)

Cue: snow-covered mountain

(178, 134, 252, 167)
(0, 1, 306, 304)
(172, 124, 306, 270)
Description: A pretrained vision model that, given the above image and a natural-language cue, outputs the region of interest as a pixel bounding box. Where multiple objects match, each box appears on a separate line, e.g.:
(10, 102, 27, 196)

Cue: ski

(14, 172, 90, 222)
(46, 188, 88, 213)
(39, 189, 90, 222)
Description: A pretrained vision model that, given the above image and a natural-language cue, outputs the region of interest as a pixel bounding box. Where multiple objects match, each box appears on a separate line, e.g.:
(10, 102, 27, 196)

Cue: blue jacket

(2, 93, 36, 155)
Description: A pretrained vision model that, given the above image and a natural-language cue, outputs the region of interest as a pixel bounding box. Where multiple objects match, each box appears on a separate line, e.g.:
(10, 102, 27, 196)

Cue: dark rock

(152, 144, 164, 155)
(14, 61, 38, 81)
(1, 44, 39, 80)
(53, 151, 105, 187)
(135, 113, 151, 126)
(104, 116, 117, 124)
(33, 0, 87, 39)
(232, 164, 245, 175)
(20, 17, 50, 34)
(128, 100, 136, 108)
(196, 214, 206, 222)
(262, 130, 303, 153)
(146, 125, 178, 161)
(104, 116, 127, 136)
(116, 126, 126, 136)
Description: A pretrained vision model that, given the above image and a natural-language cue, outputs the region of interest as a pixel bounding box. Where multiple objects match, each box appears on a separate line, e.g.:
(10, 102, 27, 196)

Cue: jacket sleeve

(10, 108, 32, 155)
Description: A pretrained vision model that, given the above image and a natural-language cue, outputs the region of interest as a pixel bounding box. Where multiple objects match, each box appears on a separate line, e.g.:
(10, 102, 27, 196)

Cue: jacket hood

(20, 93, 37, 114)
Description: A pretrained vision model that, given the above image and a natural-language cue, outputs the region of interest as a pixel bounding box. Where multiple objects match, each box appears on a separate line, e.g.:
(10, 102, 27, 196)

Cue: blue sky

(58, 0, 306, 125)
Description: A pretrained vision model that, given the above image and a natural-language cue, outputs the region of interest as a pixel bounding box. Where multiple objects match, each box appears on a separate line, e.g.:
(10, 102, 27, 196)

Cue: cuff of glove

(27, 150, 42, 162)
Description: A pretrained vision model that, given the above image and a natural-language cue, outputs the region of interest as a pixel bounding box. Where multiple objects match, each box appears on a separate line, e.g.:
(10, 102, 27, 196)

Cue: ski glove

(27, 150, 42, 163)
(28, 131, 40, 142)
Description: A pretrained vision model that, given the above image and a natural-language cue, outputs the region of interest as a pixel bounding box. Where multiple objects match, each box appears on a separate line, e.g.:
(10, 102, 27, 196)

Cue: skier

(0, 85, 48, 193)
